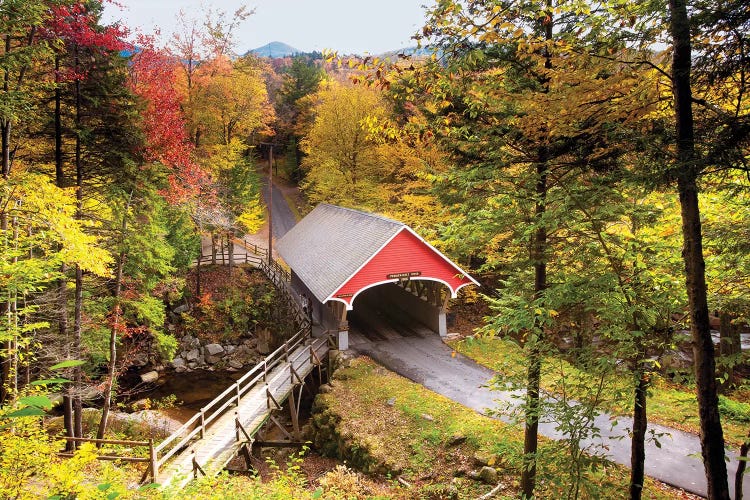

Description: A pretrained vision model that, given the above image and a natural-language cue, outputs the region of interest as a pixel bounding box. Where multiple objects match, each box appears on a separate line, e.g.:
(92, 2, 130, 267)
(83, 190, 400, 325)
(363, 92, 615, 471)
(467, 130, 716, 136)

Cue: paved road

(348, 303, 750, 498)
(262, 178, 297, 240)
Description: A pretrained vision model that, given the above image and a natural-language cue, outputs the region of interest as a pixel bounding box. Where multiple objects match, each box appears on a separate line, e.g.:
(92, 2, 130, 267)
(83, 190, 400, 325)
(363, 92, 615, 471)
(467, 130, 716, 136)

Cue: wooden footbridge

(153, 327, 330, 488)
(62, 241, 333, 489)
(152, 240, 331, 488)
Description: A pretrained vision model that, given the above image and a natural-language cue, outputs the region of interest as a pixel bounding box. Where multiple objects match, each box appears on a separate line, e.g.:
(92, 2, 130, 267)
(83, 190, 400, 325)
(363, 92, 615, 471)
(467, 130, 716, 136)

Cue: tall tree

(170, 6, 253, 147)
(417, 1, 658, 495)
(128, 37, 209, 204)
(0, 0, 51, 179)
(191, 55, 274, 147)
(300, 81, 394, 208)
(44, 0, 134, 443)
(667, 1, 732, 496)
(275, 56, 325, 181)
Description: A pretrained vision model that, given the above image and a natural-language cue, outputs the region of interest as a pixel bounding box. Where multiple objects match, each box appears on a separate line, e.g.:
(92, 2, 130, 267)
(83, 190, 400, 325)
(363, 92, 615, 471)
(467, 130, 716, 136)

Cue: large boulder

(205, 354, 222, 365)
(205, 343, 225, 356)
(140, 371, 159, 384)
(171, 357, 186, 370)
(478, 466, 498, 484)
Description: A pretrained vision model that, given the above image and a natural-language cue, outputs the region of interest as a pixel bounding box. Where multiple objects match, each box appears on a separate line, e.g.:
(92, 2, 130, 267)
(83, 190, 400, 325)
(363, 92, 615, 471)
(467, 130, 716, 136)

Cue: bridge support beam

(288, 385, 301, 440)
(337, 302, 349, 350)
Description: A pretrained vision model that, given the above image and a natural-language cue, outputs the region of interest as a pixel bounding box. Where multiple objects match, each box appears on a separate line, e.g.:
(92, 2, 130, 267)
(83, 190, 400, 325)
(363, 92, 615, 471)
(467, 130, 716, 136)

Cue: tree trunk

(73, 264, 83, 438)
(96, 300, 120, 442)
(0, 139, 7, 403)
(72, 48, 83, 439)
(736, 431, 750, 500)
(669, 1, 730, 497)
(521, 158, 549, 498)
(520, 4, 552, 495)
(196, 246, 202, 297)
(63, 395, 75, 451)
(1, 121, 10, 178)
(228, 231, 235, 275)
(630, 368, 649, 500)
(97, 193, 130, 441)
(1, 35, 11, 178)
(211, 233, 217, 265)
(55, 56, 64, 187)
(0, 214, 9, 403)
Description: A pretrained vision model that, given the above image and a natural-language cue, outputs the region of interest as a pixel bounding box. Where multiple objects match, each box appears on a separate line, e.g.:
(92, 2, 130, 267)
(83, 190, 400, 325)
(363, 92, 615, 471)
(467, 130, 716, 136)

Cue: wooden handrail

(62, 436, 150, 446)
(153, 325, 313, 469)
(59, 437, 156, 483)
(155, 241, 321, 479)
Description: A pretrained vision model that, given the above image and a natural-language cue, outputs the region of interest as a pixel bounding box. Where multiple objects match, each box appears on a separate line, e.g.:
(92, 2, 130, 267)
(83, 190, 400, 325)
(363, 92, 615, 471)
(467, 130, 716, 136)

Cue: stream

(132, 369, 243, 422)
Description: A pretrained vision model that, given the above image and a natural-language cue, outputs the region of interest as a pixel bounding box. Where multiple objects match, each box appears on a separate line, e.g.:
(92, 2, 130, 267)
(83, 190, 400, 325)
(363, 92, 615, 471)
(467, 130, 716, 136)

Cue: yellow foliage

(185, 55, 275, 148)
(1, 171, 112, 277)
(0, 416, 61, 499)
(237, 199, 265, 234)
(0, 413, 142, 499)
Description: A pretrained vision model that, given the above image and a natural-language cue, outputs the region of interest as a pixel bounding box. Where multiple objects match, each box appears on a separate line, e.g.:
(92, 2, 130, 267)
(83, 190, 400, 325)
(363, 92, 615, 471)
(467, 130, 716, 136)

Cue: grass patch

(450, 335, 750, 447)
(314, 356, 689, 499)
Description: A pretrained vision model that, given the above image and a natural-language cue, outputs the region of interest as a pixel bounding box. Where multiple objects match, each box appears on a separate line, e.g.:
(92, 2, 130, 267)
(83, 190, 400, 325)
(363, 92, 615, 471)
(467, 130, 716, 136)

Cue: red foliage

(42, 1, 131, 83)
(128, 36, 214, 204)
(106, 304, 128, 337)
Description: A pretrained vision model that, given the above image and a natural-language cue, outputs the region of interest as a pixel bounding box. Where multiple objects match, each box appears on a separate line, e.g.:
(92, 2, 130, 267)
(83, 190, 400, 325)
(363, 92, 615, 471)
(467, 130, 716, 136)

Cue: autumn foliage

(129, 38, 210, 203)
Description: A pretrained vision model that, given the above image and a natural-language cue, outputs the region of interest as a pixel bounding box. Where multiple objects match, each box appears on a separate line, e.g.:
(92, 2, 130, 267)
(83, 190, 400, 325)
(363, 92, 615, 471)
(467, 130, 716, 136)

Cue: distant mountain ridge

(248, 41, 302, 58)
(248, 41, 437, 59)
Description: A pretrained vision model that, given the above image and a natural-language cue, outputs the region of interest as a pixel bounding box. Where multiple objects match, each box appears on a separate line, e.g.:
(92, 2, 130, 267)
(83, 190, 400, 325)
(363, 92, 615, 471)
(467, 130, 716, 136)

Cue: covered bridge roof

(276, 204, 478, 309)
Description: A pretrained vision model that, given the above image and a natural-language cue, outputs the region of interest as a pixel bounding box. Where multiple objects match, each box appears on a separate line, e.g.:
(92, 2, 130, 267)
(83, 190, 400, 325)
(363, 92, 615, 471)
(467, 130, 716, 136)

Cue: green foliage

(125, 294, 165, 329)
(153, 331, 179, 362)
(718, 396, 750, 424)
(186, 268, 292, 341)
(279, 56, 325, 107)
(164, 205, 201, 271)
(0, 0, 54, 131)
(207, 139, 265, 235)
(120, 199, 177, 294)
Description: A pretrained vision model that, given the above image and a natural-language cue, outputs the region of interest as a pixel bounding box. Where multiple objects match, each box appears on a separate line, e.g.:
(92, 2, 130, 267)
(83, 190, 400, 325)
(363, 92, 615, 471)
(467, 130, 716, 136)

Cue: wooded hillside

(1, 1, 748, 499)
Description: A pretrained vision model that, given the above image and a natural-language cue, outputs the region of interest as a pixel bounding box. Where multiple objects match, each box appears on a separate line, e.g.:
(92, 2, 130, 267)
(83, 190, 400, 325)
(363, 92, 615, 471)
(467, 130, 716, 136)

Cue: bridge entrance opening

(349, 281, 449, 339)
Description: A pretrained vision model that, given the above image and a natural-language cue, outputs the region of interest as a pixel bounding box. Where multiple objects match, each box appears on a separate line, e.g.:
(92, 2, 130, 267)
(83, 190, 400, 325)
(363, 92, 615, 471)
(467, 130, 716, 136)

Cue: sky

(101, 0, 431, 55)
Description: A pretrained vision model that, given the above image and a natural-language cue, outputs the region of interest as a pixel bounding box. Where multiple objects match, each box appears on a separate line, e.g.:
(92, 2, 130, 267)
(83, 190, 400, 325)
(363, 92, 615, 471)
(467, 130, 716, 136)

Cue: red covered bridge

(276, 204, 478, 348)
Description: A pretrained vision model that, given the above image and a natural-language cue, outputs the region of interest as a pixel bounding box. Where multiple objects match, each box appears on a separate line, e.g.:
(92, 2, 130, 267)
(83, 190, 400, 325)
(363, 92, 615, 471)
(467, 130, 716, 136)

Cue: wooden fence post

(199, 409, 205, 439)
(149, 438, 158, 482)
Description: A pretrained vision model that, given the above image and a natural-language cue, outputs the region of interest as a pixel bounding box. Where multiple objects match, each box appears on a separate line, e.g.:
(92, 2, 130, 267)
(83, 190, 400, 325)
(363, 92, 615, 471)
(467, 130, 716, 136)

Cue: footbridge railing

(151, 325, 319, 480)
(55, 238, 320, 484)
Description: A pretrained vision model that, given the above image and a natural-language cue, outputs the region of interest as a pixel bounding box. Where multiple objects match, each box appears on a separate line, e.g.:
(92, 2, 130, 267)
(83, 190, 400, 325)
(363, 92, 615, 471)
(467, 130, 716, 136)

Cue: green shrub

(719, 395, 750, 423)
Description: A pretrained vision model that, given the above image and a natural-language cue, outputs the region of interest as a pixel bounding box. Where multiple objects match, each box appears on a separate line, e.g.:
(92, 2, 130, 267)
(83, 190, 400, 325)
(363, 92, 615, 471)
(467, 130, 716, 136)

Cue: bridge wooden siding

(153, 329, 329, 488)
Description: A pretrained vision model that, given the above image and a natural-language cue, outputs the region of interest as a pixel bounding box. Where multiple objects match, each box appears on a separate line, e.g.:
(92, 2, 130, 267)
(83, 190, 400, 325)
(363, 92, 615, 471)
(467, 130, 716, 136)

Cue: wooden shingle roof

(277, 204, 478, 307)
(277, 204, 404, 303)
